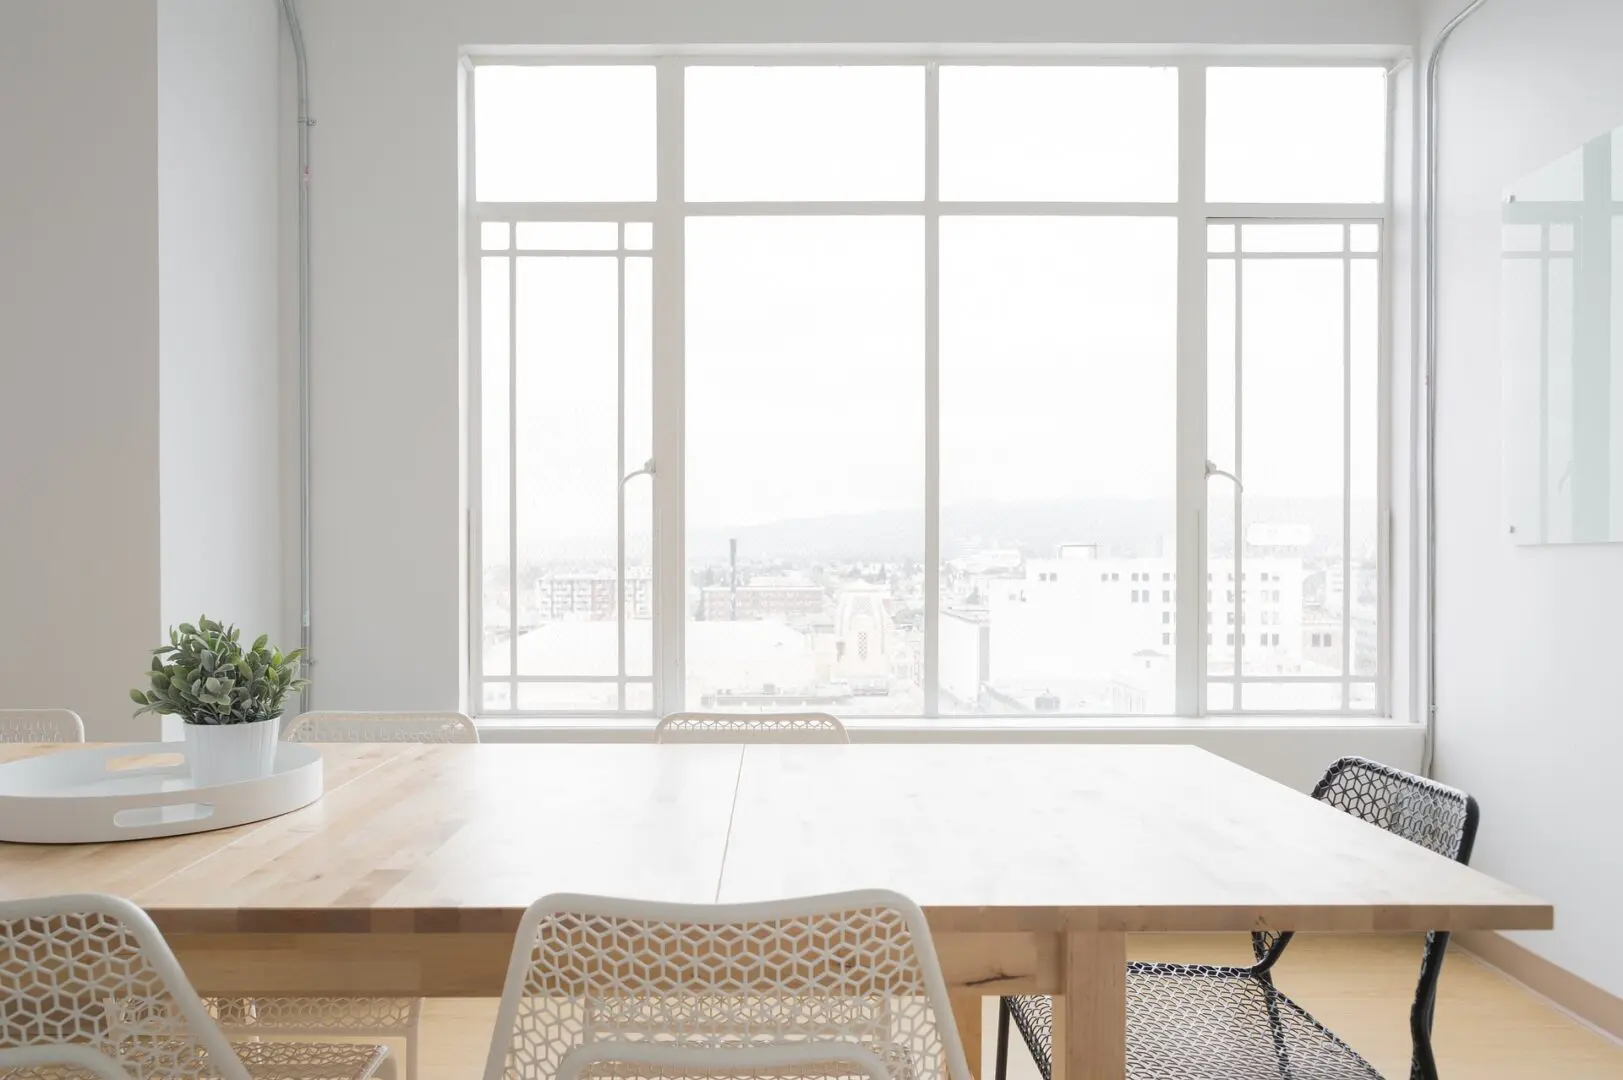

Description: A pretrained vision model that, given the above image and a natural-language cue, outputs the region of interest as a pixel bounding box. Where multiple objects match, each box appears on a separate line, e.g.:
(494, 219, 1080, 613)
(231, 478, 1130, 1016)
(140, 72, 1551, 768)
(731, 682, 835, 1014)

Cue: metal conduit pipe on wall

(1421, 0, 1492, 775)
(280, 0, 314, 713)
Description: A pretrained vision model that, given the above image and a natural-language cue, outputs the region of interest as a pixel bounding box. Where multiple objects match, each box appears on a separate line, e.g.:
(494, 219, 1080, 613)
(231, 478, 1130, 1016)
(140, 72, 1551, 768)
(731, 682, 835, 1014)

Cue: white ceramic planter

(184, 716, 281, 787)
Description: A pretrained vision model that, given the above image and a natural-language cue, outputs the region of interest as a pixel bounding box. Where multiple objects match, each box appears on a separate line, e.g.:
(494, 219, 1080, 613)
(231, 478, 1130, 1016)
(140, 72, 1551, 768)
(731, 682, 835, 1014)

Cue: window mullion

(1341, 231, 1353, 709)
(1175, 59, 1207, 716)
(652, 58, 686, 717)
(924, 62, 941, 717)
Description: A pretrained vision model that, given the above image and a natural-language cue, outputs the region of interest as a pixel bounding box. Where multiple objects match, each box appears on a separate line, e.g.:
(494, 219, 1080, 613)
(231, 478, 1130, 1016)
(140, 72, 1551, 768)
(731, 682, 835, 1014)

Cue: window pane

(939, 217, 1177, 714)
(475, 66, 655, 201)
(481, 222, 510, 251)
(1241, 683, 1343, 711)
(940, 67, 1178, 201)
(625, 222, 653, 250)
(625, 257, 654, 676)
(686, 217, 924, 714)
(1207, 68, 1386, 203)
(1240, 258, 1345, 677)
(1241, 223, 1345, 253)
(516, 682, 619, 712)
(625, 683, 655, 712)
(686, 67, 923, 201)
(515, 257, 620, 676)
(515, 222, 619, 250)
(1350, 260, 1379, 677)
(481, 258, 511, 676)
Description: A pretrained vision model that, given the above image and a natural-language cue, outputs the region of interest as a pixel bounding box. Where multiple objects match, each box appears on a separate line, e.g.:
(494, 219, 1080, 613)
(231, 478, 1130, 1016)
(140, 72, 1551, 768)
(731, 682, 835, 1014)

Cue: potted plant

(131, 617, 307, 786)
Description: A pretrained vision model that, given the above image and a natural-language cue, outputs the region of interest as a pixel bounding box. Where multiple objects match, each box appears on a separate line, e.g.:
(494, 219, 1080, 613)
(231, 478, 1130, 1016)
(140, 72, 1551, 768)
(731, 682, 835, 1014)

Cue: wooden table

(0, 743, 1551, 1080)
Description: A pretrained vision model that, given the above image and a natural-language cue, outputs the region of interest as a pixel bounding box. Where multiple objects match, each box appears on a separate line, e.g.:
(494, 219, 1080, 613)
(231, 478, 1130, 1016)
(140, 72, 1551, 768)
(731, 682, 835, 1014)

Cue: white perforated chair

(281, 711, 479, 745)
(483, 889, 971, 1080)
(212, 712, 475, 1080)
(654, 712, 848, 744)
(0, 893, 389, 1080)
(0, 708, 86, 743)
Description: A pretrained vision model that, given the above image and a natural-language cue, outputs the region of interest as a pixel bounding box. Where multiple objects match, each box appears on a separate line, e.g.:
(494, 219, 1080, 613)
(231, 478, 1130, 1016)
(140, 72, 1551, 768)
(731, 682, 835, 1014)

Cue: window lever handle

(1205, 459, 1243, 492)
(620, 458, 656, 490)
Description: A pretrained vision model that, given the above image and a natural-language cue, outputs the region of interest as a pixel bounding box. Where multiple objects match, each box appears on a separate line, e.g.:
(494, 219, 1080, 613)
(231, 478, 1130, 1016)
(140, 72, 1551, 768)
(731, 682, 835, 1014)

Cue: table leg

(950, 990, 983, 1080)
(1052, 932, 1126, 1080)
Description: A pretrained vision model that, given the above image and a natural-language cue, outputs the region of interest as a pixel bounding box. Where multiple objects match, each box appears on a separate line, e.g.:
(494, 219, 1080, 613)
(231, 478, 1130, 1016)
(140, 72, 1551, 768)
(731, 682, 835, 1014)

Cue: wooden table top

(0, 743, 1551, 936)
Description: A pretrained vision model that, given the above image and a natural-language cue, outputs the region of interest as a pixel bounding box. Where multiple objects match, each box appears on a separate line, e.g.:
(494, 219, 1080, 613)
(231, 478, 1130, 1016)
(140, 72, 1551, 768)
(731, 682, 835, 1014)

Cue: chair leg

(1263, 985, 1293, 1080)
(994, 997, 1012, 1080)
(406, 1019, 420, 1080)
(376, 1051, 399, 1080)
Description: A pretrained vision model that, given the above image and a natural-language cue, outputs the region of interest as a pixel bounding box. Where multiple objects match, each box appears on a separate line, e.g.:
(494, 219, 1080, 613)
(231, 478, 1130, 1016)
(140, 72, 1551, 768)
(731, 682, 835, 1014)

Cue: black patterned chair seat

(1129, 960, 1380, 1079)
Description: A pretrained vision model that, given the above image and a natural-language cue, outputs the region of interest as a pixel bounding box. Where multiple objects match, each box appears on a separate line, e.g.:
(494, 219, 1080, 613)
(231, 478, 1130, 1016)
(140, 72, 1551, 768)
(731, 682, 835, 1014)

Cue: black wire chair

(994, 757, 1480, 1080)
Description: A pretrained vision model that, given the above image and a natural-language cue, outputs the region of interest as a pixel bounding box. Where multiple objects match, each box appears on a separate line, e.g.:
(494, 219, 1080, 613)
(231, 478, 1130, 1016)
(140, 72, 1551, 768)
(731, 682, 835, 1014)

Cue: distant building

(700, 582, 825, 622)
(939, 541, 1309, 711)
(1301, 609, 1342, 670)
(534, 567, 651, 621)
(939, 608, 990, 708)
(832, 585, 893, 694)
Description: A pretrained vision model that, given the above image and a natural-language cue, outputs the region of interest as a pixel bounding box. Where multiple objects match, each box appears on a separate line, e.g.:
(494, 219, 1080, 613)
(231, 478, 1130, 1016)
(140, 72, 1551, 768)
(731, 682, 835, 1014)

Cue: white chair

(212, 711, 476, 1080)
(281, 710, 479, 744)
(483, 889, 971, 1080)
(0, 893, 389, 1080)
(654, 711, 848, 743)
(0, 708, 86, 742)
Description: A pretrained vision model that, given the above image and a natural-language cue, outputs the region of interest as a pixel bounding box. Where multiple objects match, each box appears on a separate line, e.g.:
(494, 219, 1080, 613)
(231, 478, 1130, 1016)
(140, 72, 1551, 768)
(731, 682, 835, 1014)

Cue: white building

(939, 535, 1311, 713)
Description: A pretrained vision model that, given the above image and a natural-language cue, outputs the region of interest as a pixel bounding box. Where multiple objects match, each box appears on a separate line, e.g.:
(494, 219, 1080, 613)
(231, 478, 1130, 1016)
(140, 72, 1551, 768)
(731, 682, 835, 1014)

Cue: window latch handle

(1205, 459, 1243, 492)
(620, 458, 656, 490)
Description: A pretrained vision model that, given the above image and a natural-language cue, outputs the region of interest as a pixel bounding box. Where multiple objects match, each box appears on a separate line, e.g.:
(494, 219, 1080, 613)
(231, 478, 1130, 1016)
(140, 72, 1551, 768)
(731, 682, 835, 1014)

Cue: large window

(468, 58, 1391, 719)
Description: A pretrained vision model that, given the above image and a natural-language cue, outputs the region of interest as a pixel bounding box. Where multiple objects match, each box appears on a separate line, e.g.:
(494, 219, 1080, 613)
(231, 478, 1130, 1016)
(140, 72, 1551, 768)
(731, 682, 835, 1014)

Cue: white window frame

(464, 52, 1395, 721)
(1205, 216, 1389, 716)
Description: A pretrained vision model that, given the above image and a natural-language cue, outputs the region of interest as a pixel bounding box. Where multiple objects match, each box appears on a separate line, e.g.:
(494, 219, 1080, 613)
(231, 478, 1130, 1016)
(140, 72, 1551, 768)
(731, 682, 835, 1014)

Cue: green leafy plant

(131, 617, 308, 726)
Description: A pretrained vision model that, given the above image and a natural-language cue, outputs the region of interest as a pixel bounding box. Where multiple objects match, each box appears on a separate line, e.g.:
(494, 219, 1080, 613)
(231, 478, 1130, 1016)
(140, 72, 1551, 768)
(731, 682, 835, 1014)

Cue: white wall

(0, 1, 163, 741)
(0, 1, 282, 740)
(291, 0, 1418, 712)
(1425, 0, 1623, 996)
(158, 0, 284, 645)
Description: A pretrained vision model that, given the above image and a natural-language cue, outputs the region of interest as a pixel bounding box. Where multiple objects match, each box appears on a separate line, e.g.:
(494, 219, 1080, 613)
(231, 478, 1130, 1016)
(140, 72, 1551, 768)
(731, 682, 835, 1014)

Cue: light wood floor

(404, 935, 1623, 1080)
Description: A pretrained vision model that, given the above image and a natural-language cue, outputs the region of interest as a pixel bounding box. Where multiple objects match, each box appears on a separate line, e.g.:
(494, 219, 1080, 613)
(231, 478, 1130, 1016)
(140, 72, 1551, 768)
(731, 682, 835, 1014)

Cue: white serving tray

(0, 742, 324, 844)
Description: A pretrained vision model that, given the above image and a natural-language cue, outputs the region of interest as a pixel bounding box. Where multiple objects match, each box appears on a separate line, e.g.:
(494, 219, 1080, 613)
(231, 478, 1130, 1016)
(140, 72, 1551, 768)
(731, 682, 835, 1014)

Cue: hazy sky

(473, 63, 1386, 560)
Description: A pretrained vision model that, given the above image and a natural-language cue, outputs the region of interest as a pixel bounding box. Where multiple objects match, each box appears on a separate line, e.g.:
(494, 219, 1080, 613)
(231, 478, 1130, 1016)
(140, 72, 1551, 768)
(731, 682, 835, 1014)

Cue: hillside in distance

(685, 495, 1360, 564)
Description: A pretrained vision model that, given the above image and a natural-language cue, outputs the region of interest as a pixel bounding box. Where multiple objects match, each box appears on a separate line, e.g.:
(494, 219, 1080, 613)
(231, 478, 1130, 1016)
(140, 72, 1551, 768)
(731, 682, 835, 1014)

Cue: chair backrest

(1314, 757, 1478, 1080)
(654, 712, 848, 744)
(484, 890, 970, 1080)
(281, 711, 479, 744)
(1250, 757, 1479, 980)
(0, 894, 250, 1080)
(0, 708, 86, 743)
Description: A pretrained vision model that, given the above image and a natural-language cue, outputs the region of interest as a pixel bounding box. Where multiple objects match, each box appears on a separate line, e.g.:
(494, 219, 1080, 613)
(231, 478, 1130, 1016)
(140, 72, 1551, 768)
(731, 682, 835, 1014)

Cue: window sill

(474, 713, 1416, 742)
(471, 715, 1424, 791)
